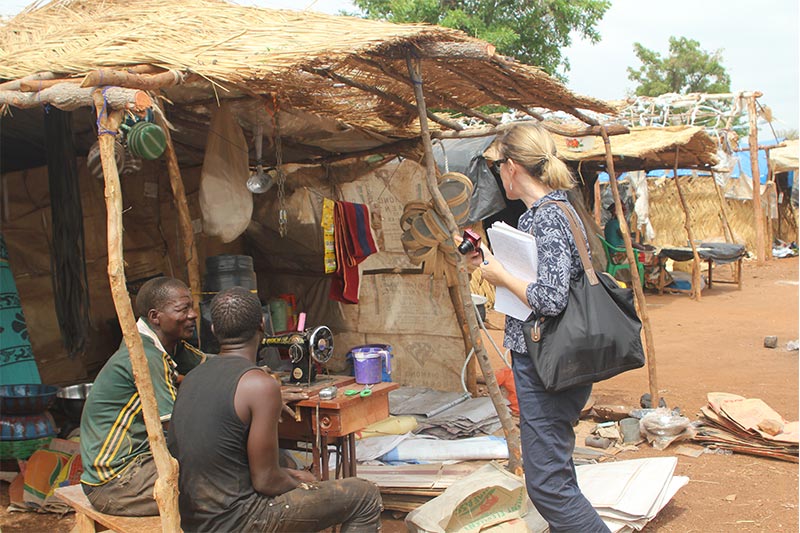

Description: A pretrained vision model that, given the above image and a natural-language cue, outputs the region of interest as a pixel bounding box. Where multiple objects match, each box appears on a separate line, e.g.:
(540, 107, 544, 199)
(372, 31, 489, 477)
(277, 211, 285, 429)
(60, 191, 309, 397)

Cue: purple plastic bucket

(350, 345, 392, 385)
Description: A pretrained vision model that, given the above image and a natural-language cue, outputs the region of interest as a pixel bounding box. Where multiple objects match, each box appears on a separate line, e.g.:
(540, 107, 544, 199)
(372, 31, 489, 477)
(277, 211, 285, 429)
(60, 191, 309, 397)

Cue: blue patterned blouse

(504, 189, 590, 353)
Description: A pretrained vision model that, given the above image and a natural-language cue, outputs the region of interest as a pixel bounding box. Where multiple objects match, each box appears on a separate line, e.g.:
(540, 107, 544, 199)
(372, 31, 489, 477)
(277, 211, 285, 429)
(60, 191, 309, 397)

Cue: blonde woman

(469, 122, 609, 532)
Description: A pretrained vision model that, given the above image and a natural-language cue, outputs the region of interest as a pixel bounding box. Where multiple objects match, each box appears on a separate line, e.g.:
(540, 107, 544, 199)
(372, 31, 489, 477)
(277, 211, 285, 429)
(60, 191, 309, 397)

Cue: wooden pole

(593, 176, 602, 225)
(712, 175, 734, 243)
(0, 84, 151, 111)
(448, 284, 478, 396)
(671, 150, 703, 300)
(154, 101, 202, 329)
(92, 91, 180, 533)
(600, 127, 659, 406)
(747, 95, 768, 264)
(406, 54, 522, 474)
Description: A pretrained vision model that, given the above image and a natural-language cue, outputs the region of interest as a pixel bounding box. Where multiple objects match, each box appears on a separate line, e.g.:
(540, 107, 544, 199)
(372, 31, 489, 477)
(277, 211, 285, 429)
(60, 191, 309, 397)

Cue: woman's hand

(479, 247, 508, 286)
(453, 233, 484, 272)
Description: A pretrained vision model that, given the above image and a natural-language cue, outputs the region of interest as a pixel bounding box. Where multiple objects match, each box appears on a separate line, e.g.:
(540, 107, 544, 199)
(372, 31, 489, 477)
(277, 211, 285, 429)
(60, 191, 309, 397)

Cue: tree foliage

(627, 36, 731, 96)
(350, 0, 610, 77)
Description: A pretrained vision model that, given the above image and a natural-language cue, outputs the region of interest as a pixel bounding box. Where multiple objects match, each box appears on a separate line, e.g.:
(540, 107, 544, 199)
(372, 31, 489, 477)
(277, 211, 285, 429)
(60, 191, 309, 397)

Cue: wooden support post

(712, 175, 734, 243)
(747, 95, 768, 264)
(448, 284, 478, 396)
(154, 102, 202, 328)
(92, 91, 180, 533)
(600, 127, 660, 407)
(671, 151, 703, 301)
(593, 176, 602, 225)
(406, 54, 522, 474)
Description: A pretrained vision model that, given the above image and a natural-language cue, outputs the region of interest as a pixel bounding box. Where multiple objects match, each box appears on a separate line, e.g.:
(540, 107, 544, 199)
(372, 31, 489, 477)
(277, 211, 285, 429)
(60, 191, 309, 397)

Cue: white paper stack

(485, 221, 537, 320)
(576, 456, 688, 532)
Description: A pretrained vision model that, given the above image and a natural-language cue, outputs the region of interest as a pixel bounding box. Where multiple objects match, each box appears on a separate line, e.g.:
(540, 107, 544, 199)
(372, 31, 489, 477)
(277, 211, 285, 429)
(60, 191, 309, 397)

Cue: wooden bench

(54, 484, 162, 533)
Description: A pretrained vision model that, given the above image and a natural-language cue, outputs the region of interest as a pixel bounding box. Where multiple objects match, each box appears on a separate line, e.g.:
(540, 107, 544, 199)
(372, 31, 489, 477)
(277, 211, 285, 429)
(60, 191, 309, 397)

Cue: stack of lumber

(693, 392, 799, 462)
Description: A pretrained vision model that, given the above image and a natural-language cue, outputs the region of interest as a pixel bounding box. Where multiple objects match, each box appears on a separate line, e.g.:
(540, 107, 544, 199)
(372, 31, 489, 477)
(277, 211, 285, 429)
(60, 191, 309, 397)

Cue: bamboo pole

(154, 100, 202, 328)
(600, 127, 659, 406)
(406, 54, 522, 474)
(671, 151, 703, 300)
(747, 95, 768, 264)
(93, 91, 180, 533)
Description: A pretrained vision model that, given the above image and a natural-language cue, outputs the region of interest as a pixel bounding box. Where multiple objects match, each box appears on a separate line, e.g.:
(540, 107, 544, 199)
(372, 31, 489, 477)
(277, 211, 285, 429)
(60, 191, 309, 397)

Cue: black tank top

(167, 355, 261, 532)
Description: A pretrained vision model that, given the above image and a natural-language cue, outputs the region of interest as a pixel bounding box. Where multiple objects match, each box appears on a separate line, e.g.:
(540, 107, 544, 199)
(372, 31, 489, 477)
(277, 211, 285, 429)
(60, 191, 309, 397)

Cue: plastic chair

(597, 235, 645, 286)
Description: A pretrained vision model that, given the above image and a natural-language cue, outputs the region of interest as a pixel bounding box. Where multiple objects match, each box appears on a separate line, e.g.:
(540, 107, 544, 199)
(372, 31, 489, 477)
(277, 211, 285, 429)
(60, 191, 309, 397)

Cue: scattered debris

(593, 404, 634, 421)
(764, 335, 778, 348)
(674, 445, 704, 458)
(693, 392, 799, 462)
(640, 393, 668, 409)
(640, 409, 693, 450)
(787, 339, 799, 351)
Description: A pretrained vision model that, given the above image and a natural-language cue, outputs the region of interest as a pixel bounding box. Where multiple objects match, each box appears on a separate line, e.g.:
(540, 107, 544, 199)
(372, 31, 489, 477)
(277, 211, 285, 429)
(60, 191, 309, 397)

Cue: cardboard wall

(1, 159, 241, 385)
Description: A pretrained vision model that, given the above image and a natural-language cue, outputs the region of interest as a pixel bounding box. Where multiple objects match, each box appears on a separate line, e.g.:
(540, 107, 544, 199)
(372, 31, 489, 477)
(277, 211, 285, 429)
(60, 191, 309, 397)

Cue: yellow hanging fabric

(321, 198, 337, 274)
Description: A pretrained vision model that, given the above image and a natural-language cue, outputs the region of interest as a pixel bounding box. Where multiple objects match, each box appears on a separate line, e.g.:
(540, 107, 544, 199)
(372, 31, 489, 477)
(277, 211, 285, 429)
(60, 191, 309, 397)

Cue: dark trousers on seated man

(82, 452, 159, 516)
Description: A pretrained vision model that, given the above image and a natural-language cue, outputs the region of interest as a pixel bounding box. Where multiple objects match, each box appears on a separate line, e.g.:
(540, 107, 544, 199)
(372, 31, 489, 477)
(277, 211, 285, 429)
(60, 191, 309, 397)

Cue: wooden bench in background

(54, 484, 161, 533)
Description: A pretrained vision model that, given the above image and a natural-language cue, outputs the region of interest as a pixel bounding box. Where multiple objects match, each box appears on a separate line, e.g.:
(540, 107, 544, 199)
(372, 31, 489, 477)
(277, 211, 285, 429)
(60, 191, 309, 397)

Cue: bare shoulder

(238, 368, 280, 399)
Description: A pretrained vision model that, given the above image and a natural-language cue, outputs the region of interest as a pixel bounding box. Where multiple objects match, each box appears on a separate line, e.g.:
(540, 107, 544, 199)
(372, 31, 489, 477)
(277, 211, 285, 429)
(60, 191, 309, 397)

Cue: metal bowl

(56, 383, 93, 424)
(0, 384, 59, 415)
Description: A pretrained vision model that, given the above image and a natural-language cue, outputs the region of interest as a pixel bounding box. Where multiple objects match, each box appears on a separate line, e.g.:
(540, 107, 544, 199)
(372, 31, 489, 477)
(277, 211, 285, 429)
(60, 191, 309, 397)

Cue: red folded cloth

(329, 201, 378, 304)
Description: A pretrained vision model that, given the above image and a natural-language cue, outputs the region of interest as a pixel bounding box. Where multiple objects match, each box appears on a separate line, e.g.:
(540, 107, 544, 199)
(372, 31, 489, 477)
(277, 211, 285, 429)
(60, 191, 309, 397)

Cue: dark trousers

(243, 477, 382, 532)
(82, 452, 159, 516)
(512, 351, 610, 533)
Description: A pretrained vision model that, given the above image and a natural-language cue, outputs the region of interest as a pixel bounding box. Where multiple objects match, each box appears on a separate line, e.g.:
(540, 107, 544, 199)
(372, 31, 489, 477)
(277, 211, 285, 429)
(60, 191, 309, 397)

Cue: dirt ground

(1, 257, 797, 532)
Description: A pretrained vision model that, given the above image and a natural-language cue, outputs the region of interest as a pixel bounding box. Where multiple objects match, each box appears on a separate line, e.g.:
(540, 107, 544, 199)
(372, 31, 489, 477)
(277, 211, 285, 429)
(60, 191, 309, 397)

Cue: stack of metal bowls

(0, 384, 58, 460)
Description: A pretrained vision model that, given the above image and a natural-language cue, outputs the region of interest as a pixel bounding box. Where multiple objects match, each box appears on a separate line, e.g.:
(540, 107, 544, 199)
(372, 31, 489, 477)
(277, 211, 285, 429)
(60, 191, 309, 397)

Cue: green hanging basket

(127, 121, 167, 160)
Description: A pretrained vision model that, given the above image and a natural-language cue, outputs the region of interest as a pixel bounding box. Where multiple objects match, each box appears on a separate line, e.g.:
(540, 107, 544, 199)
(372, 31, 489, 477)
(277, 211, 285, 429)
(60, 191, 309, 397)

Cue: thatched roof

(0, 0, 618, 170)
(553, 126, 720, 173)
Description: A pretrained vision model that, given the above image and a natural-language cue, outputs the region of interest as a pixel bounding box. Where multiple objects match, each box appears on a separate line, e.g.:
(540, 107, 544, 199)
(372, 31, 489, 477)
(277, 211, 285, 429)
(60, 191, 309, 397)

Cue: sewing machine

(263, 325, 334, 383)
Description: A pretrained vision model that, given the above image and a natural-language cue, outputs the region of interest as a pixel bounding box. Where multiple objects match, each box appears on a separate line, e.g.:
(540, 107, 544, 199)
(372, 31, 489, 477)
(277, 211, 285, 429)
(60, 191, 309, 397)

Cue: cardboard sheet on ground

(576, 456, 688, 531)
(405, 462, 530, 533)
(695, 392, 799, 462)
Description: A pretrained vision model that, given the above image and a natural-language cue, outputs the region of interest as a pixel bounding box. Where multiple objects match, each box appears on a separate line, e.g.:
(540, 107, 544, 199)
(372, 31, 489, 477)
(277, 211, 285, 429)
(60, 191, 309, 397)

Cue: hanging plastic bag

(199, 102, 252, 243)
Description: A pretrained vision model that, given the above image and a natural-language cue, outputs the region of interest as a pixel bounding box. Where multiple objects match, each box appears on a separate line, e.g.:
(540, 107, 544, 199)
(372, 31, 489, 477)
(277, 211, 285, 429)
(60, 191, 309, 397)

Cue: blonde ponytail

(497, 122, 575, 191)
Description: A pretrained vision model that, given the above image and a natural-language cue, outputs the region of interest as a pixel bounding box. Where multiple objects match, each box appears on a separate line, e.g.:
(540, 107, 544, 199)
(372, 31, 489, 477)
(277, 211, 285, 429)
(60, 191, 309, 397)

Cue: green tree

(350, 0, 610, 77)
(627, 36, 731, 96)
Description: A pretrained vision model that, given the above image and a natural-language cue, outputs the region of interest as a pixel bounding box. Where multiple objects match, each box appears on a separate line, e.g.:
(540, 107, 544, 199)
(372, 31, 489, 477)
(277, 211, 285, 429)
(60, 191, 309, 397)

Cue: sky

(3, 0, 798, 132)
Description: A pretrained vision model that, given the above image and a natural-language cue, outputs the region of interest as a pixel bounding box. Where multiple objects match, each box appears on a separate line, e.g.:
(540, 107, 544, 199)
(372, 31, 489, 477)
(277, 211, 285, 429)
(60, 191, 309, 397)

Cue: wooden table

(279, 375, 398, 480)
(657, 243, 746, 295)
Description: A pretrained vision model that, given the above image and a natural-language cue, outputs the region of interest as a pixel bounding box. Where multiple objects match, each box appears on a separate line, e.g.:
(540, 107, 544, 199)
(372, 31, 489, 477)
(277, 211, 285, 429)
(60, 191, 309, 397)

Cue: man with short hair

(80, 277, 204, 516)
(168, 286, 383, 532)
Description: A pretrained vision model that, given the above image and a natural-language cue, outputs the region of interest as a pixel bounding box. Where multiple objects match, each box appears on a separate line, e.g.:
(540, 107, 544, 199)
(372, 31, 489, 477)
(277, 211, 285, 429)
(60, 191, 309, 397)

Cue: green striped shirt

(80, 333, 204, 486)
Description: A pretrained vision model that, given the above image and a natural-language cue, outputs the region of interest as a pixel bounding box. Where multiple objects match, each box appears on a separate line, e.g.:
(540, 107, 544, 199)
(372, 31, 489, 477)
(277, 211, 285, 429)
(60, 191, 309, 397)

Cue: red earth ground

(1, 257, 797, 532)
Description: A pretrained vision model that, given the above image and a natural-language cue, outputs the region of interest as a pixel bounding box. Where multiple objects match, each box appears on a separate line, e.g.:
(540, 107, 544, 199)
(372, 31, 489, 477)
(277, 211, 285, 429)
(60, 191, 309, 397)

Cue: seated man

(80, 277, 205, 516)
(168, 287, 382, 532)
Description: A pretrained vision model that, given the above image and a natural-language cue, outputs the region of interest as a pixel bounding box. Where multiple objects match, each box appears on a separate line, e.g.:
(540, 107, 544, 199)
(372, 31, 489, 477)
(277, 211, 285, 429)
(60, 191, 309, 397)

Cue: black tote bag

(522, 202, 645, 392)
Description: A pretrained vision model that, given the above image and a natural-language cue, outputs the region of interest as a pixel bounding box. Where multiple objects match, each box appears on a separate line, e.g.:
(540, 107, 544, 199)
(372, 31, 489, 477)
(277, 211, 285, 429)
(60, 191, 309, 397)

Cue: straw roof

(0, 0, 616, 168)
(553, 126, 720, 173)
